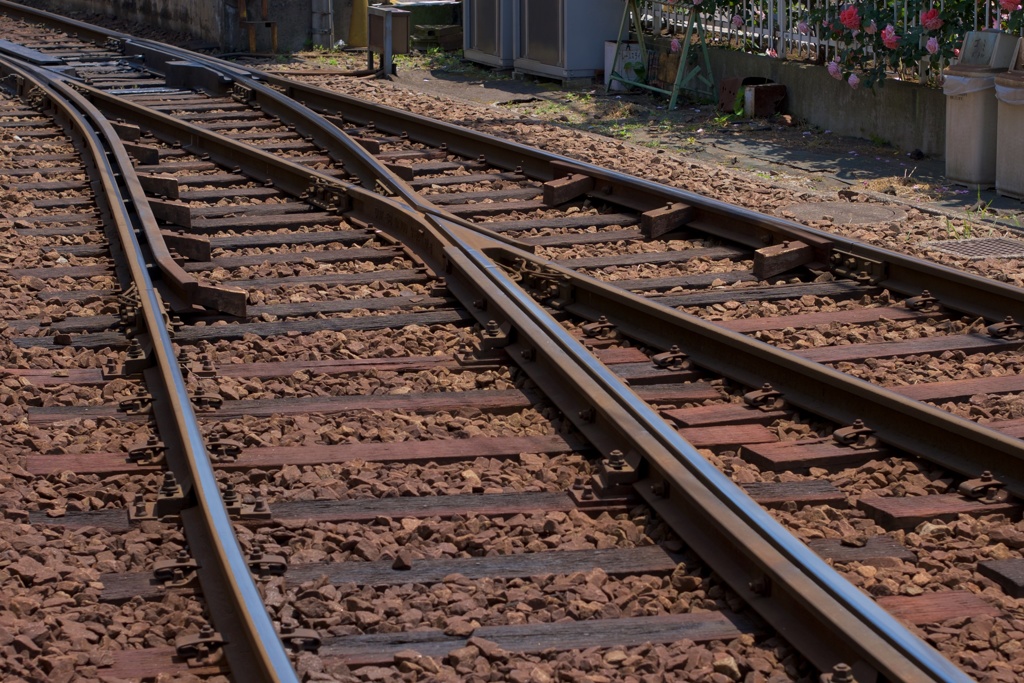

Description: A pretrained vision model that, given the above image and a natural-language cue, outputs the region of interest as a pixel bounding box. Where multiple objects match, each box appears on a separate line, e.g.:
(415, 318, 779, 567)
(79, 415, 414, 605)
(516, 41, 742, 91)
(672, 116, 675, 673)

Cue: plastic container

(995, 39, 1024, 198)
(943, 31, 1019, 187)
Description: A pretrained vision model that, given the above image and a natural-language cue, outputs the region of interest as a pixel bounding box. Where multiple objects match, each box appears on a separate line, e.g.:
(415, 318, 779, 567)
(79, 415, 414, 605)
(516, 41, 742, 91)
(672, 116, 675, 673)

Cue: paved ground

(388, 63, 1024, 228)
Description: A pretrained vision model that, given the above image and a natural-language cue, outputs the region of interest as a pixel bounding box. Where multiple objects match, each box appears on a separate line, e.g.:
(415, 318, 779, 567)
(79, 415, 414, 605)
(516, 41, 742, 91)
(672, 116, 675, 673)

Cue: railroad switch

(176, 626, 225, 667)
(832, 419, 877, 450)
(522, 268, 574, 309)
(959, 471, 1012, 504)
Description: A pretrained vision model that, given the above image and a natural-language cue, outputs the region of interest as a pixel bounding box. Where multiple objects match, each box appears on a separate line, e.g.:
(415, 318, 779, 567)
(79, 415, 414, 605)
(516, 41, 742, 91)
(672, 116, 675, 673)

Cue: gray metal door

(520, 0, 563, 66)
(470, 0, 499, 54)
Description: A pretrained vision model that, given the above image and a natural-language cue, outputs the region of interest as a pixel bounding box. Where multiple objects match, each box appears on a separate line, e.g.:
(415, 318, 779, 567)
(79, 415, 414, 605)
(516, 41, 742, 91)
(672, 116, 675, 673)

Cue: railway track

(3, 4, 1024, 682)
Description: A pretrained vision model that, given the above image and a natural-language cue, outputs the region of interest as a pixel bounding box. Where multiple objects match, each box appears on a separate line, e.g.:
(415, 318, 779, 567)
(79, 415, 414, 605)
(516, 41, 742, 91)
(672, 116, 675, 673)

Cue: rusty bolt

(607, 450, 625, 469)
(160, 472, 178, 496)
(748, 576, 769, 595)
(831, 663, 855, 683)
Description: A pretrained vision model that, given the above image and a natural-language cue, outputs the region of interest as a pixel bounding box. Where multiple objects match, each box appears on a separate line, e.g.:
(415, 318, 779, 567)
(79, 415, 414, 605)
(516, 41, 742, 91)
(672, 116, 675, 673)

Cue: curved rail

(0, 55, 299, 683)
(0, 5, 998, 680)
(434, 219, 972, 683)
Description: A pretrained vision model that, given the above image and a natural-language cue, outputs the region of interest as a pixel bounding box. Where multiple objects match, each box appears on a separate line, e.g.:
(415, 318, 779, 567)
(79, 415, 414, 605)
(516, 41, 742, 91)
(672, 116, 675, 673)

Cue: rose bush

(805, 1, 1024, 89)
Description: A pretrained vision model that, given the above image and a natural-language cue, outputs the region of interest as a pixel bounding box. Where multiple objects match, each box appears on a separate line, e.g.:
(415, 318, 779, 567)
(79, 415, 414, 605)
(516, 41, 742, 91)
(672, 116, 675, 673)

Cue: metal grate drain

(926, 237, 1024, 259)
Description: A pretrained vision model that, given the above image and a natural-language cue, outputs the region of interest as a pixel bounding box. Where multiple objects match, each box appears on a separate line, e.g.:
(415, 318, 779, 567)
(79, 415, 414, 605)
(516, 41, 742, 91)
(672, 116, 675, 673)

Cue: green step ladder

(608, 0, 716, 109)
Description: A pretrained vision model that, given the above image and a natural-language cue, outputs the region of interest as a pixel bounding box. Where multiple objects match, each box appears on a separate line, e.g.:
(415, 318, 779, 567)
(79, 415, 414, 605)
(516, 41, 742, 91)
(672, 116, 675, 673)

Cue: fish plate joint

(829, 249, 886, 285)
(304, 178, 350, 213)
(231, 82, 254, 104)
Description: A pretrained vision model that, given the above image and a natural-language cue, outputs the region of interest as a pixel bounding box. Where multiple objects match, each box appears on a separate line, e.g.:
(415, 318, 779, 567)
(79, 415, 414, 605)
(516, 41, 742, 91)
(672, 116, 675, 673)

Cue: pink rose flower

(839, 5, 861, 30)
(671, 38, 681, 53)
(1000, 0, 1019, 11)
(848, 73, 860, 89)
(731, 15, 744, 28)
(798, 20, 809, 34)
(926, 36, 939, 54)
(865, 20, 877, 34)
(920, 8, 943, 30)
(881, 24, 900, 49)
(827, 59, 843, 79)
(692, 0, 703, 5)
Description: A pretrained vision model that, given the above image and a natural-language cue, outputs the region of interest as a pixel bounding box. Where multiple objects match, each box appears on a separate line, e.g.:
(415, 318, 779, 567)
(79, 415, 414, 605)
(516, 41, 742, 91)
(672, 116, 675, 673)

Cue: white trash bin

(943, 31, 1018, 188)
(995, 40, 1024, 198)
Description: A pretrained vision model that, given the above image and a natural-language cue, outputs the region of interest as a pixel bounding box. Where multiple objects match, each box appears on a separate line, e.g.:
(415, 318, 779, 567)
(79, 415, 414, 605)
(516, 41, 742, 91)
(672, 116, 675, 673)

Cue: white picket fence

(635, 0, 1015, 83)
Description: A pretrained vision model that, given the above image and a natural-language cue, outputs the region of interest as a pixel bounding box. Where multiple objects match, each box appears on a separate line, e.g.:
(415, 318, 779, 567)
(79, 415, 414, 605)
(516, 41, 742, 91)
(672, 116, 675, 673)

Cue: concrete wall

(708, 48, 946, 156)
(21, 0, 357, 53)
(26, 0, 225, 46)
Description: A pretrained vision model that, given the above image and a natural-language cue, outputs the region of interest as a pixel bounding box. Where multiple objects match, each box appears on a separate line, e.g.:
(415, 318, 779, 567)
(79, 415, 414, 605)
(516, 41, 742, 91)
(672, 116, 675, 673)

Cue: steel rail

(94, 39, 538, 256)
(0, 55, 299, 683)
(51, 54, 976, 676)
(0, 7, 994, 677)
(6, 0, 1024, 325)
(0, 25, 247, 315)
(251, 76, 1024, 321)
(65, 80, 455, 278)
(483, 241, 1024, 495)
(432, 218, 969, 683)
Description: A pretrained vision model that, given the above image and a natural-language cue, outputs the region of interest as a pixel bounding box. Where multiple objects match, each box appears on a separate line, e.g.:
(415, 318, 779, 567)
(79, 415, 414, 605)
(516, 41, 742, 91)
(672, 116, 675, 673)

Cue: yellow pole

(349, 0, 368, 47)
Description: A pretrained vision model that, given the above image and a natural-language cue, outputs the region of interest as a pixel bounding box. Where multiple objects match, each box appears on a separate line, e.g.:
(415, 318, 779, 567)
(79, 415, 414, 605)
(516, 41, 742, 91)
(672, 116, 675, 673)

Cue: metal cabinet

(463, 0, 515, 68)
(514, 0, 625, 81)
